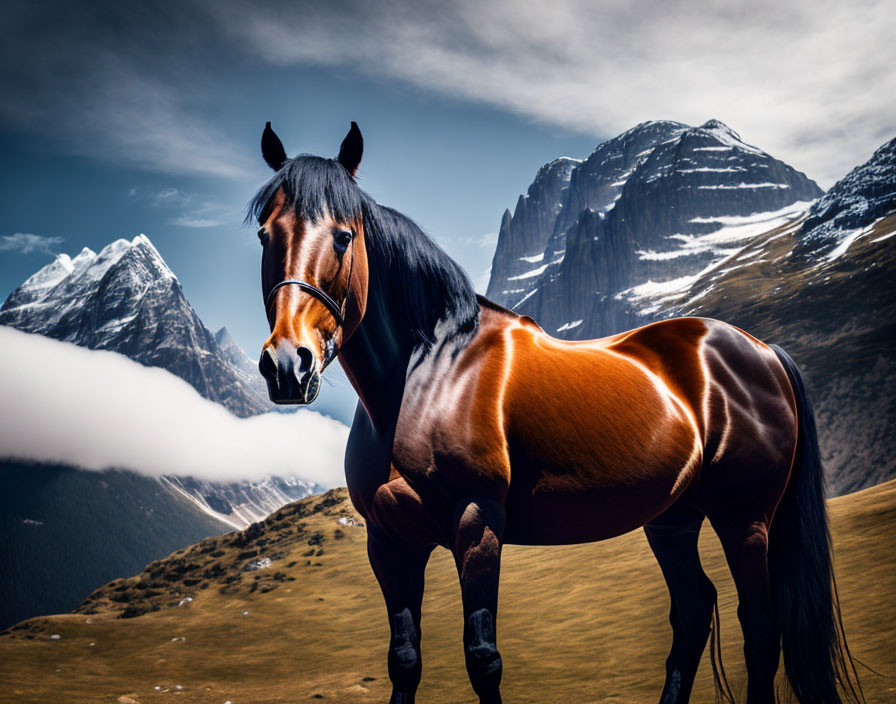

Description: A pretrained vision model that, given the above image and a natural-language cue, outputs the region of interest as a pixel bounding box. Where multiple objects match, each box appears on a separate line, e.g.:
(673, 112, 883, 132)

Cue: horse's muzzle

(258, 345, 321, 405)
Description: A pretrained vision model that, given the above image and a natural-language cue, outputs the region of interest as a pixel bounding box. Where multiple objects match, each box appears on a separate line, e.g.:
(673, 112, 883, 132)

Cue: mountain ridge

(0, 234, 271, 418)
(486, 127, 895, 495)
(488, 119, 823, 336)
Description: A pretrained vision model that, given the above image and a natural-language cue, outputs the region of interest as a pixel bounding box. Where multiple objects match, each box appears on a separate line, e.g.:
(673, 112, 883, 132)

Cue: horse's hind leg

(452, 497, 506, 704)
(367, 528, 435, 704)
(644, 502, 719, 704)
(712, 517, 780, 704)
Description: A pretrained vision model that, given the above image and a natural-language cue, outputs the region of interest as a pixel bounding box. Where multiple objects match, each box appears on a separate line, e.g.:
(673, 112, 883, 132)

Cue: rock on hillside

(71, 490, 363, 619)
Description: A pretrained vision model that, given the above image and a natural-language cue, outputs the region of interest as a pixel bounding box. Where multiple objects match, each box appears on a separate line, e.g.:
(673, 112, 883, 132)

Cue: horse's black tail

(768, 344, 863, 704)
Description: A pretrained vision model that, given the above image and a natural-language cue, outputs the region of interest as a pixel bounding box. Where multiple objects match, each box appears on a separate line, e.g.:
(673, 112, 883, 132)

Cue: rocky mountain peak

(213, 325, 269, 402)
(796, 136, 896, 256)
(534, 156, 581, 182)
(215, 326, 237, 349)
(487, 119, 821, 315)
(0, 234, 270, 418)
(17, 253, 74, 294)
(692, 119, 756, 151)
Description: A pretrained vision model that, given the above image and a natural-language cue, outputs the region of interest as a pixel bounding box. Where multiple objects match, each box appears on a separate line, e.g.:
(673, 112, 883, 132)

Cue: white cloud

(0, 327, 350, 486)
(128, 187, 232, 228)
(0, 233, 64, 255)
(205, 0, 894, 186)
(1, 0, 891, 186)
(152, 187, 193, 207)
(170, 199, 235, 228)
(171, 216, 227, 228)
(464, 232, 499, 248)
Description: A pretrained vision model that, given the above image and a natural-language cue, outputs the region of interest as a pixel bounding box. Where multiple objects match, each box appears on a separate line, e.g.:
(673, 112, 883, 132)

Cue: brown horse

(249, 121, 863, 704)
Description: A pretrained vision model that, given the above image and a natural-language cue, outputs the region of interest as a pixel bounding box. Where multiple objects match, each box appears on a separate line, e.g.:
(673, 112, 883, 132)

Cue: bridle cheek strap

(264, 240, 355, 370)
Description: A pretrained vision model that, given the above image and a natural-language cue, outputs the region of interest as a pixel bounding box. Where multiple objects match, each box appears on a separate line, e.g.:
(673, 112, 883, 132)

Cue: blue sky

(0, 35, 598, 422)
(1, 0, 893, 424)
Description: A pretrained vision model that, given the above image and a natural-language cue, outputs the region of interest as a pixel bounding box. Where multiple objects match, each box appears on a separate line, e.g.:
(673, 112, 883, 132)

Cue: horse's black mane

(247, 156, 480, 350)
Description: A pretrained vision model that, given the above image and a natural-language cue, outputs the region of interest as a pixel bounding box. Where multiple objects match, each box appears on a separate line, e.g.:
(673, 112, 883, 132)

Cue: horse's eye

(257, 227, 268, 245)
(334, 229, 353, 253)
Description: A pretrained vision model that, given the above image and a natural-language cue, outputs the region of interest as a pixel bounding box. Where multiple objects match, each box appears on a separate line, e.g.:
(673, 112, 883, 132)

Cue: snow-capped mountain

(487, 119, 822, 337)
(160, 474, 325, 530)
(214, 325, 272, 407)
(0, 234, 270, 417)
(488, 130, 895, 495)
(1, 234, 329, 527)
(794, 136, 896, 258)
(668, 136, 896, 495)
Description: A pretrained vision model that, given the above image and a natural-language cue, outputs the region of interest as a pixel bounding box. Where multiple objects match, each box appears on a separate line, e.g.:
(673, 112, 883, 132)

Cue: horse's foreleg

(452, 498, 506, 704)
(367, 528, 434, 704)
(645, 505, 721, 704)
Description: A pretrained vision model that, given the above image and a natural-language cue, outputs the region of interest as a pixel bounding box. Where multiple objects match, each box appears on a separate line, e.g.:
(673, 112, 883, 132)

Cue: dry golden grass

(2, 480, 894, 704)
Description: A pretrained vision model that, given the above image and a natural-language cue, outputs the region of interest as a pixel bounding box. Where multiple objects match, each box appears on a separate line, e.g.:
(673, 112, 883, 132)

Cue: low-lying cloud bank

(0, 327, 350, 486)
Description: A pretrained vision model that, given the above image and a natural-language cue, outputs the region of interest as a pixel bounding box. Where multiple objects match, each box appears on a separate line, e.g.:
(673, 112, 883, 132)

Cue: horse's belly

(502, 472, 683, 545)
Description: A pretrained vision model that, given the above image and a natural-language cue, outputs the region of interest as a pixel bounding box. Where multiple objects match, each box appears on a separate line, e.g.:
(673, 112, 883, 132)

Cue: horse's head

(251, 122, 369, 405)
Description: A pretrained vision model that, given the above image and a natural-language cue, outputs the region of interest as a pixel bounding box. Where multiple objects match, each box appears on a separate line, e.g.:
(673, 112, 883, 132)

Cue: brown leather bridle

(263, 238, 355, 368)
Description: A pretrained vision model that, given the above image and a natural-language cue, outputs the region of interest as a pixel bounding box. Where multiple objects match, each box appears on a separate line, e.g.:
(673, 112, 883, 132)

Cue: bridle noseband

(264, 279, 346, 327)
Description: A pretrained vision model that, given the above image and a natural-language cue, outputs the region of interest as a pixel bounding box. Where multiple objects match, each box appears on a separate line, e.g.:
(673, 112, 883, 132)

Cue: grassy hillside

(0, 462, 231, 630)
(1, 480, 894, 703)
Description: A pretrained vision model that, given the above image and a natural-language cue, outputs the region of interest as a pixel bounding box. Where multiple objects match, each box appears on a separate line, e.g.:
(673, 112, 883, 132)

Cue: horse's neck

(337, 282, 414, 433)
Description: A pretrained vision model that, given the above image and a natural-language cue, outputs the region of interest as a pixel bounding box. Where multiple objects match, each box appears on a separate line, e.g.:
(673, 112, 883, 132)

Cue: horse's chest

(391, 395, 507, 499)
(391, 410, 432, 475)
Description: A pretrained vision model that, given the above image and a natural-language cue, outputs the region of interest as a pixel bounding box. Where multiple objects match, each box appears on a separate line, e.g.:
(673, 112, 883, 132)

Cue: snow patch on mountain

(160, 474, 325, 529)
(487, 119, 822, 328)
(617, 204, 812, 315)
(824, 217, 889, 262)
(556, 320, 583, 332)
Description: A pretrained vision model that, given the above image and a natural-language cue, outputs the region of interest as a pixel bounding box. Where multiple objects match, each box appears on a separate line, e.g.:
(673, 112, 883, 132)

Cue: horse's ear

(337, 122, 363, 176)
(261, 121, 288, 171)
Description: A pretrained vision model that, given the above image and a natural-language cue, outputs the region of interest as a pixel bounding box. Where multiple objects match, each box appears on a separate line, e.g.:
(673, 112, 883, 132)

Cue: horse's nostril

(259, 347, 278, 380)
(296, 346, 315, 374)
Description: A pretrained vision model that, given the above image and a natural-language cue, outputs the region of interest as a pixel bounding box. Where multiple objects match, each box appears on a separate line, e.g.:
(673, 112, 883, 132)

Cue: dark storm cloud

(1, 0, 253, 178)
(2, 0, 893, 184)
